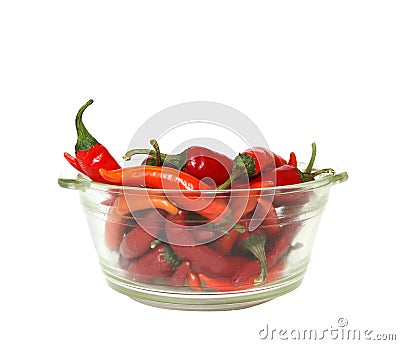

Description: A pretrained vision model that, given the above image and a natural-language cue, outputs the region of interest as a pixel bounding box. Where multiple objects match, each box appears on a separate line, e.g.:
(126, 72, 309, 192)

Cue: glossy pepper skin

(124, 145, 233, 187)
(165, 210, 250, 278)
(64, 99, 120, 184)
(217, 146, 287, 190)
(126, 243, 181, 283)
(99, 166, 230, 221)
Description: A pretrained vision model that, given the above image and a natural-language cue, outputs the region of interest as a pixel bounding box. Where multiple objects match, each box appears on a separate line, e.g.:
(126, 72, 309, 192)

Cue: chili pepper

(104, 192, 178, 250)
(253, 199, 280, 236)
(240, 232, 268, 283)
(168, 261, 191, 287)
(232, 221, 302, 285)
(64, 99, 121, 183)
(287, 152, 297, 167)
(119, 210, 167, 259)
(124, 141, 233, 187)
(217, 147, 286, 190)
(214, 228, 240, 255)
(232, 256, 287, 287)
(99, 166, 230, 222)
(266, 221, 302, 267)
(264, 143, 334, 186)
(187, 269, 202, 290)
(126, 243, 181, 282)
(165, 210, 250, 278)
(198, 273, 259, 292)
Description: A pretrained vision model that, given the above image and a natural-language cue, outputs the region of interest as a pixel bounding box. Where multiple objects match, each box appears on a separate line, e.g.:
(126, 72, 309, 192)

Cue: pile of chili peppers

(64, 100, 335, 292)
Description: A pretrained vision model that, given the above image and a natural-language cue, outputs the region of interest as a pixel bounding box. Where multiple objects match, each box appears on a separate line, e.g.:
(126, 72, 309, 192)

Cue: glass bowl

(58, 165, 347, 311)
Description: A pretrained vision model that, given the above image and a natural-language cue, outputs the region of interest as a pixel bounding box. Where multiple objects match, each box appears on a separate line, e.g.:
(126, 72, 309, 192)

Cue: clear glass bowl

(58, 165, 347, 311)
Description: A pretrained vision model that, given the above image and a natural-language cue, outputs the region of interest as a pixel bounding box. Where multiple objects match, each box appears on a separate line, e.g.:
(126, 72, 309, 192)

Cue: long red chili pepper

(99, 166, 230, 221)
(217, 147, 287, 190)
(64, 99, 121, 183)
(124, 142, 233, 187)
(165, 210, 250, 278)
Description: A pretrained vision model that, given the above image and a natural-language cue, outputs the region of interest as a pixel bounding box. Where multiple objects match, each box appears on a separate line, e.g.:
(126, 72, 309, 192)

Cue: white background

(1, 1, 399, 344)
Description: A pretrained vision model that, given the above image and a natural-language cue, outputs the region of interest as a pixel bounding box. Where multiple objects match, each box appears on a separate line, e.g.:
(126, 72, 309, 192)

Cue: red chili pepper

(214, 228, 241, 256)
(165, 210, 250, 278)
(232, 221, 302, 285)
(64, 100, 121, 183)
(266, 221, 302, 267)
(239, 232, 268, 283)
(167, 261, 191, 287)
(126, 243, 181, 282)
(124, 142, 233, 187)
(265, 143, 335, 187)
(253, 200, 280, 236)
(99, 166, 230, 221)
(187, 269, 202, 290)
(287, 152, 297, 167)
(104, 191, 178, 251)
(198, 272, 258, 292)
(218, 147, 286, 190)
(232, 257, 287, 287)
(118, 210, 166, 259)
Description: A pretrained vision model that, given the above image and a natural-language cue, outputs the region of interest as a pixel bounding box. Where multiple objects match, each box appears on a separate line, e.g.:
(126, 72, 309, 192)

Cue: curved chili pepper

(217, 146, 286, 190)
(126, 244, 181, 283)
(99, 166, 230, 221)
(165, 210, 250, 278)
(64, 99, 121, 183)
(104, 192, 178, 250)
(124, 143, 233, 187)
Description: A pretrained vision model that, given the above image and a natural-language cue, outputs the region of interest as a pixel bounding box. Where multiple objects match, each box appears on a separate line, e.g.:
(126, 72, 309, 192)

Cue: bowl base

(103, 268, 305, 311)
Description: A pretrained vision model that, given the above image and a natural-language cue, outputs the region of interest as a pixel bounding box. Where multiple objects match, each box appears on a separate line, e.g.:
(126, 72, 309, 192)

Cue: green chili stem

(304, 142, 317, 174)
(150, 139, 162, 166)
(241, 232, 268, 284)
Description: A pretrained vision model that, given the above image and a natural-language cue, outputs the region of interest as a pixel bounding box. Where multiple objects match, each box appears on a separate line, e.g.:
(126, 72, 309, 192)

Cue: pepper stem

(241, 232, 268, 284)
(150, 139, 162, 166)
(74, 99, 99, 152)
(123, 148, 168, 161)
(162, 245, 182, 269)
(304, 142, 316, 174)
(216, 170, 241, 190)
